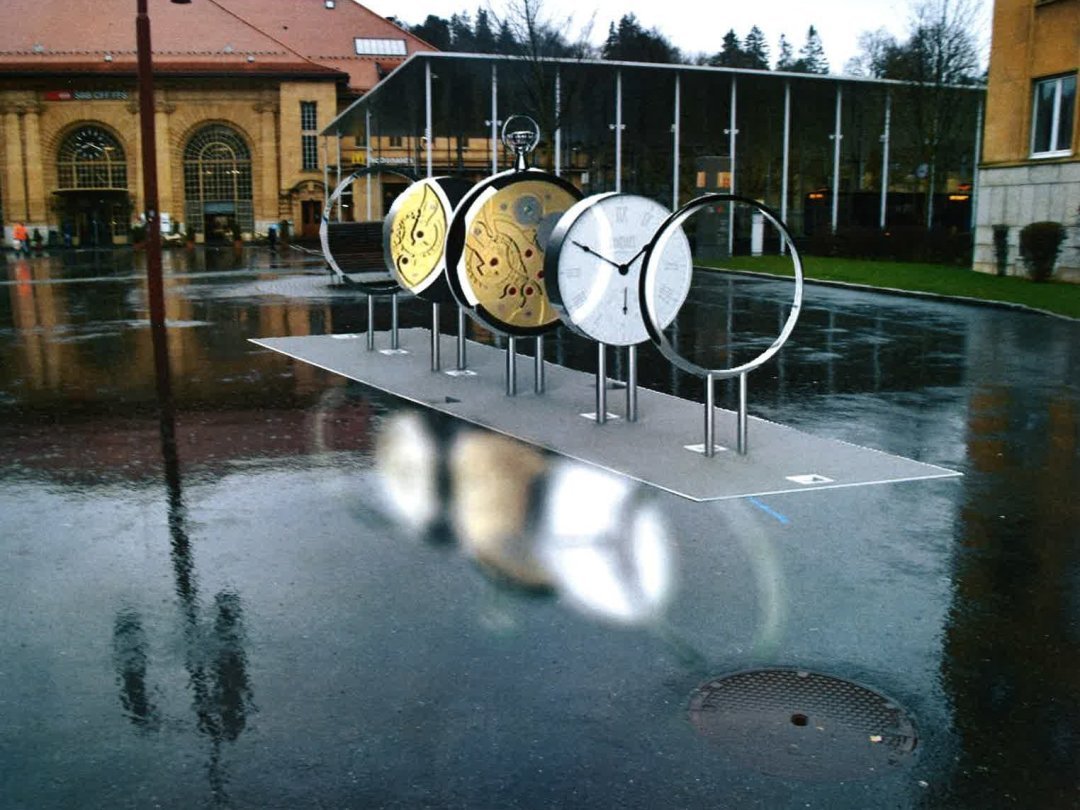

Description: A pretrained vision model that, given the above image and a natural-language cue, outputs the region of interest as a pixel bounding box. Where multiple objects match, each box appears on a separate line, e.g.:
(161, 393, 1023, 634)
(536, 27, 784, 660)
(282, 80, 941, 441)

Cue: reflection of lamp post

(136, 0, 188, 351)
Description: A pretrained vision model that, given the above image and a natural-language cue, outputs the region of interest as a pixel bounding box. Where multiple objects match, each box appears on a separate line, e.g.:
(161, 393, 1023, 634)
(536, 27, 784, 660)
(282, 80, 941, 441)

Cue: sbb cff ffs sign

(44, 90, 129, 101)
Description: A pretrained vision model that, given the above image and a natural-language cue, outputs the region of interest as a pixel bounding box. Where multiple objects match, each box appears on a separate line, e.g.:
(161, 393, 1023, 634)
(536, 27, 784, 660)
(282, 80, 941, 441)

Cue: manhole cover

(688, 668, 917, 780)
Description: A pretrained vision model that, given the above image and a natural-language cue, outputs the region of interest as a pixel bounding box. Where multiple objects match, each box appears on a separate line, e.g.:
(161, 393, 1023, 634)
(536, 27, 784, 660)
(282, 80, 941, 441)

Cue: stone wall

(973, 161, 1080, 282)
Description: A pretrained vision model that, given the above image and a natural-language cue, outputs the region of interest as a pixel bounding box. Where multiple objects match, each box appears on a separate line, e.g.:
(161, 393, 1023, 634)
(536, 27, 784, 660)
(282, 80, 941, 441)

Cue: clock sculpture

(545, 192, 691, 422)
(383, 176, 473, 370)
(384, 176, 473, 304)
(640, 193, 804, 457)
(321, 165, 418, 353)
(445, 116, 583, 394)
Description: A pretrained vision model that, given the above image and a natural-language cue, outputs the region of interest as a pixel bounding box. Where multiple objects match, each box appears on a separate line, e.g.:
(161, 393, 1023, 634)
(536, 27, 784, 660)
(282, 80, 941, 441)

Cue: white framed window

(1031, 73, 1076, 158)
(354, 38, 406, 56)
(301, 101, 318, 170)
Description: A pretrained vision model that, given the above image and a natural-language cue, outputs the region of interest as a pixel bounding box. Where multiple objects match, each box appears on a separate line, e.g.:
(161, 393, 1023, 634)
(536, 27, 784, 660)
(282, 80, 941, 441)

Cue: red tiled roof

(0, 0, 434, 91)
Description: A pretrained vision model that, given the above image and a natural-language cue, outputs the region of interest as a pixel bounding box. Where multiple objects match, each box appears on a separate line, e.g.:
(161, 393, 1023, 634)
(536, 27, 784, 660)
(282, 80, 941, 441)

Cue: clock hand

(622, 288, 628, 315)
(571, 240, 622, 271)
(616, 243, 652, 275)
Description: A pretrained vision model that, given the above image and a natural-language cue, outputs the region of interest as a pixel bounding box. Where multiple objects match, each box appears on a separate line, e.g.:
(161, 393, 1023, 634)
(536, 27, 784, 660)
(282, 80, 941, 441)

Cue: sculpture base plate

(250, 329, 960, 502)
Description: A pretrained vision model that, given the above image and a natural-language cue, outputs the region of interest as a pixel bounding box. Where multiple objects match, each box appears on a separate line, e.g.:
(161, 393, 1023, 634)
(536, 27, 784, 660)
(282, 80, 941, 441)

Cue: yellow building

(0, 0, 433, 245)
(975, 0, 1079, 279)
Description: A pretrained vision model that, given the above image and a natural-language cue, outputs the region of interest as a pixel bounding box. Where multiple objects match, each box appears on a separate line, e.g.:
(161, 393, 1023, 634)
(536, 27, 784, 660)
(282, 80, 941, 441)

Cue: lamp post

(136, 0, 188, 395)
(138, 0, 191, 412)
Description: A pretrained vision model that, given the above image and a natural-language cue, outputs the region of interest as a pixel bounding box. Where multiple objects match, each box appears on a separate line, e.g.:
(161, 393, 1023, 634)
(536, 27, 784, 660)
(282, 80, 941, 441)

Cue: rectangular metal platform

(251, 329, 961, 502)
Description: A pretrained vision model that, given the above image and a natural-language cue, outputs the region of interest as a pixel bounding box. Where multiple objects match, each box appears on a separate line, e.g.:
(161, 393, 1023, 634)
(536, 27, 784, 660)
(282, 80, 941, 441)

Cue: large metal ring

(639, 193, 804, 380)
(500, 115, 540, 155)
(320, 165, 418, 291)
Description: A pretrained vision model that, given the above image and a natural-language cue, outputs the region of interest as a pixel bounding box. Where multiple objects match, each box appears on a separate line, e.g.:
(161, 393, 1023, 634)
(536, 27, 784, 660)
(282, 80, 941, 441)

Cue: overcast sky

(365, 0, 992, 74)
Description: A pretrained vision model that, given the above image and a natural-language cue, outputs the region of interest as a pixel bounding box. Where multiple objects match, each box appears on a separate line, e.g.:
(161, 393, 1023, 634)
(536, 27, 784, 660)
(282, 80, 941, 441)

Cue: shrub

(1019, 221, 1065, 282)
(801, 226, 973, 265)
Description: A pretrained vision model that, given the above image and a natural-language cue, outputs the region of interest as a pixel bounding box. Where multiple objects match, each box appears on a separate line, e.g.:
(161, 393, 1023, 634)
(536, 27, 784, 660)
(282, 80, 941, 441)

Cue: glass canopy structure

(323, 52, 985, 240)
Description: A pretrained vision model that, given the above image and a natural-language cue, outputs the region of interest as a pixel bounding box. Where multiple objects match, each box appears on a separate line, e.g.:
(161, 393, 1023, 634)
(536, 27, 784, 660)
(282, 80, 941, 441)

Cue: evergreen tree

(449, 12, 475, 51)
(742, 26, 769, 70)
(795, 25, 829, 74)
(411, 15, 452, 50)
(775, 33, 795, 71)
(495, 20, 517, 53)
(601, 14, 680, 64)
(474, 9, 497, 53)
(709, 29, 744, 67)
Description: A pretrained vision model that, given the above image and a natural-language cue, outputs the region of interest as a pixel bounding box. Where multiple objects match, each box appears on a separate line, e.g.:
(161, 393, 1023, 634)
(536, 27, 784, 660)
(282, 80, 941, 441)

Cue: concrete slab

(251, 329, 961, 501)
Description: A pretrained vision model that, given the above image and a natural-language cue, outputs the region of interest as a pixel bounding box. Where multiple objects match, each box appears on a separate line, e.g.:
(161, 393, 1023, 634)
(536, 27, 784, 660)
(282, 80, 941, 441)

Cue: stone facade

(0, 80, 349, 244)
(974, 0, 1079, 282)
(973, 161, 1080, 281)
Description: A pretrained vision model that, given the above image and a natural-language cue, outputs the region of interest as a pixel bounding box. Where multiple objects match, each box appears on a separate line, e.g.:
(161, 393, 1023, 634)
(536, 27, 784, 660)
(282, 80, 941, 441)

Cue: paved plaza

(1, 246, 1077, 809)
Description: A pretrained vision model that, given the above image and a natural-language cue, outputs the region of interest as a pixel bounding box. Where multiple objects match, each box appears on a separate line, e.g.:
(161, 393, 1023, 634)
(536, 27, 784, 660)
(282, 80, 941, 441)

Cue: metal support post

(596, 343, 608, 424)
(390, 293, 399, 350)
(505, 337, 517, 396)
(737, 372, 748, 455)
(534, 336, 545, 393)
(456, 306, 467, 369)
(627, 345, 638, 422)
(366, 295, 375, 350)
(704, 373, 716, 458)
(430, 303, 440, 370)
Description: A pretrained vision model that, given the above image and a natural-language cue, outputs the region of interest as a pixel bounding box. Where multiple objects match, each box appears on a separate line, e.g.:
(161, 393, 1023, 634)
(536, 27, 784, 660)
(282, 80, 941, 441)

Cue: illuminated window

(1031, 74, 1075, 157)
(182, 124, 253, 234)
(57, 125, 126, 189)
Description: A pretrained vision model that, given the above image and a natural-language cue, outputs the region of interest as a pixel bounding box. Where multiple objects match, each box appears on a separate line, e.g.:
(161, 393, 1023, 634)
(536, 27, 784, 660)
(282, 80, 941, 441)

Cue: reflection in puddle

(375, 411, 674, 625)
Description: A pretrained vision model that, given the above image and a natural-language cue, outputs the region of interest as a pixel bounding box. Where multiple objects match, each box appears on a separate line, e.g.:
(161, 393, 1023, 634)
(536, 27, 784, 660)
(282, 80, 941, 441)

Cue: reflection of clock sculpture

(546, 192, 691, 346)
(383, 176, 472, 303)
(445, 119, 583, 336)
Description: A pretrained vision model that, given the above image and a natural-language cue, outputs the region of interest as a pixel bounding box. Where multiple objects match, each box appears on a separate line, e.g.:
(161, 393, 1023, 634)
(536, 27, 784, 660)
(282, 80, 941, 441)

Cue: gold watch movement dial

(387, 181, 447, 291)
(462, 180, 578, 332)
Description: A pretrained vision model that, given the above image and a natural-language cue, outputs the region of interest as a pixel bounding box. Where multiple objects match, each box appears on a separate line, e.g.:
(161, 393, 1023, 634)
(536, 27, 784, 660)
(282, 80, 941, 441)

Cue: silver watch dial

(549, 193, 691, 346)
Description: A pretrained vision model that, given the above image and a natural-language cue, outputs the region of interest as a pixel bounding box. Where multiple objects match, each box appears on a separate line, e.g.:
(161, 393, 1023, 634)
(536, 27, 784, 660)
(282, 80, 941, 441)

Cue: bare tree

(843, 28, 899, 78)
(484, 0, 596, 169)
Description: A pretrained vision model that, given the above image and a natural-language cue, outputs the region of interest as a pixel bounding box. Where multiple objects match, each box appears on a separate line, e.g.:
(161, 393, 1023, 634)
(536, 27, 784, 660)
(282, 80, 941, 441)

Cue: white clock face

(550, 193, 691, 346)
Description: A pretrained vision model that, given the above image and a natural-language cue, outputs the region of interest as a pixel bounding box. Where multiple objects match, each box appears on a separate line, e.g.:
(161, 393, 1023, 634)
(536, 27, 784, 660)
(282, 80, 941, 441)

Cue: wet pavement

(1, 246, 1077, 809)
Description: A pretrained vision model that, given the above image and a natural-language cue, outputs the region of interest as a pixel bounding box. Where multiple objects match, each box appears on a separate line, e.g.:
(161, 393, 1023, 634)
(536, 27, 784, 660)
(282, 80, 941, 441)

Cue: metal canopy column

(424, 60, 433, 178)
(971, 97, 983, 232)
(726, 76, 738, 254)
(781, 80, 791, 252)
(672, 74, 681, 210)
(614, 70, 623, 192)
(831, 83, 842, 233)
(554, 70, 561, 177)
(880, 90, 891, 230)
(365, 108, 372, 220)
(335, 135, 342, 220)
(489, 64, 498, 174)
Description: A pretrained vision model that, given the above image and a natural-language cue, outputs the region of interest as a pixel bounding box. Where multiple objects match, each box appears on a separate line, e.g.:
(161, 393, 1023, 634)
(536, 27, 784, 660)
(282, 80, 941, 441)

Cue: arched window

(57, 126, 127, 189)
(183, 124, 253, 235)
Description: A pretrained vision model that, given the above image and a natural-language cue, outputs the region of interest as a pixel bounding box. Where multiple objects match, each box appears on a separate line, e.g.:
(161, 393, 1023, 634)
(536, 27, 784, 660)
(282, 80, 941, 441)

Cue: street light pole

(136, 0, 165, 332)
(136, 0, 188, 414)
(136, 0, 188, 395)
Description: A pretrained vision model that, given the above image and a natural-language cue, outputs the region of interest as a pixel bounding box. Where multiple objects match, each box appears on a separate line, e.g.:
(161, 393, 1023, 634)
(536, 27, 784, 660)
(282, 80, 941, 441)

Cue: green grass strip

(702, 255, 1080, 320)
